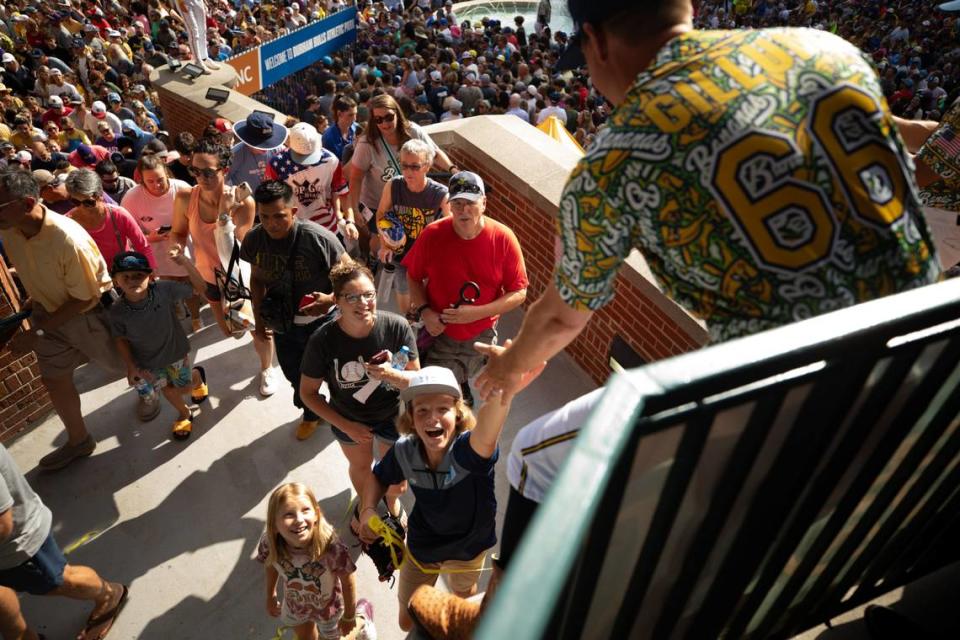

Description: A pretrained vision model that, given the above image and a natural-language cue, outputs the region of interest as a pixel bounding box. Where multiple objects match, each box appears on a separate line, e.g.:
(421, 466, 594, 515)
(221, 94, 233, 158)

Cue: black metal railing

(478, 277, 960, 639)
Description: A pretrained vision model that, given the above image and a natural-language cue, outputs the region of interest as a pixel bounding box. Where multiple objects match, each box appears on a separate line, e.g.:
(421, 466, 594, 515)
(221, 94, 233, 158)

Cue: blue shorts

(0, 532, 67, 595)
(331, 419, 399, 445)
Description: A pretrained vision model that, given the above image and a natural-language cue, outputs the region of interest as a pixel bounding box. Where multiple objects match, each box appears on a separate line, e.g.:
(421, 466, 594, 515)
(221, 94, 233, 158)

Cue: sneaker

(38, 435, 96, 471)
(202, 58, 221, 70)
(407, 585, 480, 640)
(259, 367, 280, 397)
(296, 418, 320, 441)
(137, 390, 161, 422)
(354, 598, 377, 640)
(190, 366, 208, 403)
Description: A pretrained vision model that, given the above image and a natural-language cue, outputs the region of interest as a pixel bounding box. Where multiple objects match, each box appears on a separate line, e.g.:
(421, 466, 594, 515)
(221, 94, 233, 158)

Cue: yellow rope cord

(366, 514, 488, 575)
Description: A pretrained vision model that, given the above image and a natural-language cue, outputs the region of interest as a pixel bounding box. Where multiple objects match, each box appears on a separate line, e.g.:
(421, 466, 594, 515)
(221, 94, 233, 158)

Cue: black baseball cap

(556, 0, 638, 71)
(112, 251, 153, 275)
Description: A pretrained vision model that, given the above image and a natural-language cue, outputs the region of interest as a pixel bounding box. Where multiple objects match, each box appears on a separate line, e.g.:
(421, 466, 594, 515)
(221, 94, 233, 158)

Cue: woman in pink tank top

(170, 139, 279, 394)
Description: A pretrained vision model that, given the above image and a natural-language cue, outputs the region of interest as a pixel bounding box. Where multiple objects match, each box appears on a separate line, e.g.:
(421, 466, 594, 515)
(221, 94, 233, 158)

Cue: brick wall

(446, 147, 705, 384)
(0, 264, 52, 442)
(154, 86, 214, 139)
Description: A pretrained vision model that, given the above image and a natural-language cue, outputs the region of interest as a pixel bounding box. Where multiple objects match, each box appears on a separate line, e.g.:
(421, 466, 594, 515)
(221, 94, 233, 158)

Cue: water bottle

(391, 346, 411, 371)
(134, 378, 157, 401)
(381, 346, 411, 391)
(376, 262, 396, 304)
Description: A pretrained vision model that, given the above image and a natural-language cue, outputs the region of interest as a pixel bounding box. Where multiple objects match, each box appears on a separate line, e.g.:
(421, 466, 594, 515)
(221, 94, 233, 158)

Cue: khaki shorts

(397, 550, 487, 610)
(34, 306, 124, 379)
(423, 327, 497, 384)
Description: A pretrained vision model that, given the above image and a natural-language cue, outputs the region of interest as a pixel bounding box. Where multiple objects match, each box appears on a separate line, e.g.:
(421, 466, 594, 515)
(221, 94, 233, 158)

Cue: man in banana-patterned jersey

(559, 27, 939, 341)
(478, 0, 941, 400)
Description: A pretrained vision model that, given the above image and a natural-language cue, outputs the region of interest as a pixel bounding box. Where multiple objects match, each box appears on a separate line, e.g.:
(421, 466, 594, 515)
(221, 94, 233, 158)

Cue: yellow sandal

(191, 366, 208, 403)
(172, 416, 192, 440)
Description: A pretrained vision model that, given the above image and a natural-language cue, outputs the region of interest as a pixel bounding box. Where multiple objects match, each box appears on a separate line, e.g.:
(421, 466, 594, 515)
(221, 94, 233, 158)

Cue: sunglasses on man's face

(401, 162, 426, 171)
(189, 166, 221, 178)
(373, 112, 396, 125)
(70, 197, 98, 208)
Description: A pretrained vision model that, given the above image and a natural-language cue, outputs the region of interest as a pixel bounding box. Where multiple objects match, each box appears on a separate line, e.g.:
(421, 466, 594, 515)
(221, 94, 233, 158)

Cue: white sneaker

(202, 58, 221, 70)
(259, 367, 281, 397)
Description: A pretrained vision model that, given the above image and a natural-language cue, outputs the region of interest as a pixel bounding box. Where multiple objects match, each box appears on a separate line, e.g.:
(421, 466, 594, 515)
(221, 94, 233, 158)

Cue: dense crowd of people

(0, 0, 959, 639)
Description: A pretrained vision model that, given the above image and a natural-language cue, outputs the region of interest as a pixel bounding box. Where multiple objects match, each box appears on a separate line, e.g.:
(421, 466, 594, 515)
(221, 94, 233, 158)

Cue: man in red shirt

(40, 95, 73, 128)
(403, 171, 528, 404)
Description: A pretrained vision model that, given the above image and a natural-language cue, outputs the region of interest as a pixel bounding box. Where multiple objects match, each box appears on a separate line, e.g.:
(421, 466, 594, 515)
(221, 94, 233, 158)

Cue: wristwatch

(34, 329, 45, 338)
(407, 303, 430, 322)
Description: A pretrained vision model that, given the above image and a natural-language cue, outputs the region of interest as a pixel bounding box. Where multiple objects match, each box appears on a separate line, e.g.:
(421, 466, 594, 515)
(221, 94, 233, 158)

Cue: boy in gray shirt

(0, 444, 127, 639)
(109, 250, 209, 439)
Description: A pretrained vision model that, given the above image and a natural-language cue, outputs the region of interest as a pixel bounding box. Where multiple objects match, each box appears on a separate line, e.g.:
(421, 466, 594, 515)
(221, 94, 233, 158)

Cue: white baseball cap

(287, 122, 323, 165)
(400, 366, 461, 402)
(48, 95, 63, 108)
(91, 100, 107, 118)
(1, 53, 15, 64)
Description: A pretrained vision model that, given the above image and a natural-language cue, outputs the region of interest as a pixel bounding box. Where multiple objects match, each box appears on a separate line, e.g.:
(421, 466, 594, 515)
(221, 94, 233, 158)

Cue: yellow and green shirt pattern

(555, 28, 940, 342)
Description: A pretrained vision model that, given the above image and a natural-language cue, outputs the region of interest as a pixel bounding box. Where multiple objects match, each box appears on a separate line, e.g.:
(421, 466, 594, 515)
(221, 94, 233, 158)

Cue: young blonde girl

(259, 483, 373, 640)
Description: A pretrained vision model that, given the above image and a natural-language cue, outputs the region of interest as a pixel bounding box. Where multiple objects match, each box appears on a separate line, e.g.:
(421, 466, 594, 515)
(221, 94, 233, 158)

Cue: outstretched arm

(470, 341, 546, 458)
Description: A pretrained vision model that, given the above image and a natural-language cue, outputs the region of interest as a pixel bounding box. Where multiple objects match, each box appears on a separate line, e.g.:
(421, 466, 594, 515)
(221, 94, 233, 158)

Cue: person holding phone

(121, 154, 201, 331)
(241, 180, 347, 440)
(170, 139, 280, 396)
(300, 259, 419, 520)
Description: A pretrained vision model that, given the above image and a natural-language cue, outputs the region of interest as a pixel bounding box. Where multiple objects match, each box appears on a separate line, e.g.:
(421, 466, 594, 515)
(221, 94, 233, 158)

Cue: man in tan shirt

(0, 169, 141, 471)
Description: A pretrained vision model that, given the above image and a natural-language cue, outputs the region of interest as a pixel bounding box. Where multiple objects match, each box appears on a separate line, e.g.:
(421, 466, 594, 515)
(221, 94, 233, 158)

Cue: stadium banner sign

(226, 7, 357, 96)
(228, 48, 261, 96)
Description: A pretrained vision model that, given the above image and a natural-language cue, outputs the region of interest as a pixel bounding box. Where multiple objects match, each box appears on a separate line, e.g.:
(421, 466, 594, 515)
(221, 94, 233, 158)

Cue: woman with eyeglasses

(348, 94, 457, 261)
(64, 168, 156, 270)
(374, 138, 450, 314)
(169, 138, 279, 396)
(122, 154, 202, 330)
(300, 259, 419, 522)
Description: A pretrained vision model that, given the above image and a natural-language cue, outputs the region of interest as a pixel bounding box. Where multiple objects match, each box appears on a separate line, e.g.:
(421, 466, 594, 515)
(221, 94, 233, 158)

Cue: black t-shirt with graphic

(300, 311, 418, 424)
(240, 219, 345, 305)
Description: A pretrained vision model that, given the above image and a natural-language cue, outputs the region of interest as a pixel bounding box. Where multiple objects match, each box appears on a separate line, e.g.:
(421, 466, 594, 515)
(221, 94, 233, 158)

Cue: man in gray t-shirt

(242, 180, 346, 441)
(0, 445, 128, 638)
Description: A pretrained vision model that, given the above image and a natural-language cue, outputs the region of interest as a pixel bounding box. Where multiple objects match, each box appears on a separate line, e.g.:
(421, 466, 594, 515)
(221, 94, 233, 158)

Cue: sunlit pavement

(10, 307, 596, 640)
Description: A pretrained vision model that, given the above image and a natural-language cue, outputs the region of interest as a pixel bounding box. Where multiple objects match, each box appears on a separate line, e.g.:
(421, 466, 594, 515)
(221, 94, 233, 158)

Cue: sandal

(77, 584, 128, 640)
(190, 366, 208, 403)
(172, 415, 193, 440)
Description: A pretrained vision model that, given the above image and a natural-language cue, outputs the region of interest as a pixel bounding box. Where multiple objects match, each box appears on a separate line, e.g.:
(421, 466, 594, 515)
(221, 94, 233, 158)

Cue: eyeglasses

(340, 291, 376, 305)
(372, 112, 396, 125)
(401, 162, 426, 171)
(189, 166, 221, 178)
(70, 197, 98, 208)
